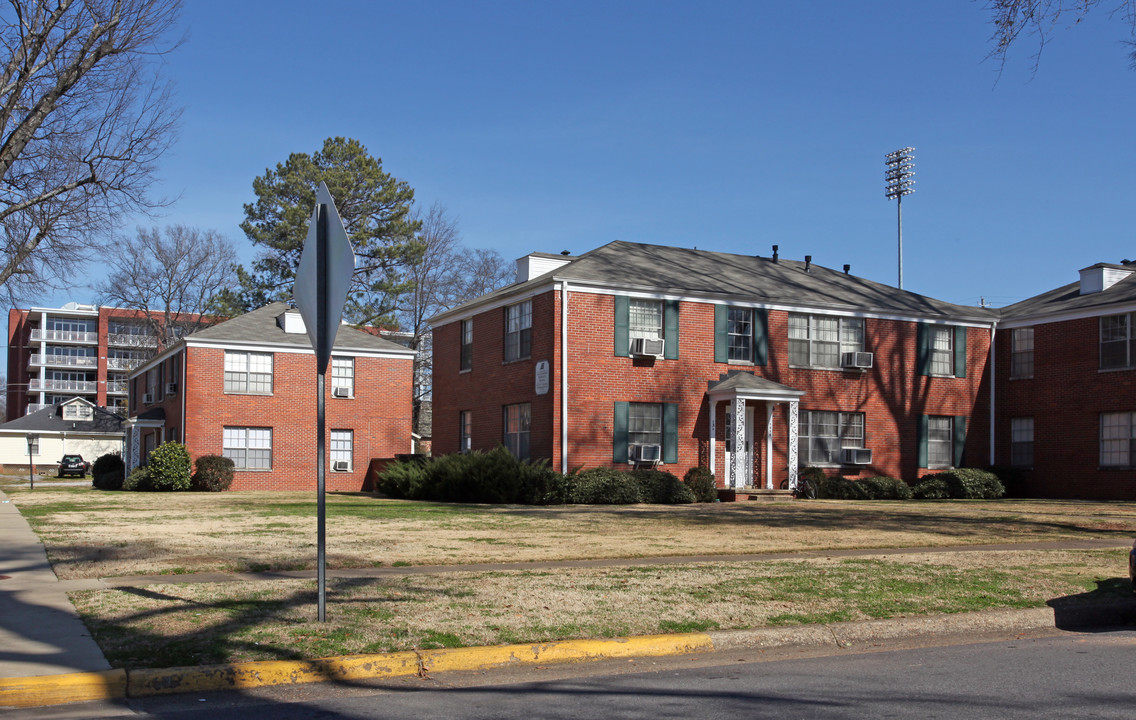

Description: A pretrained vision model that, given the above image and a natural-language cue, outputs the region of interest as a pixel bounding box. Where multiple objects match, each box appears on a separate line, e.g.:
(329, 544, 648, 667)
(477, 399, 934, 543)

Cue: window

(1011, 417, 1034, 468)
(223, 427, 272, 470)
(460, 320, 473, 371)
(1100, 314, 1136, 370)
(929, 327, 954, 376)
(788, 314, 864, 368)
(62, 403, 93, 420)
(919, 324, 967, 378)
(330, 430, 353, 470)
(728, 308, 753, 362)
(503, 403, 531, 459)
(629, 299, 662, 340)
(1101, 412, 1136, 467)
(798, 411, 865, 466)
(504, 301, 532, 362)
(331, 357, 354, 397)
(628, 403, 663, 457)
(927, 416, 954, 468)
(224, 351, 273, 394)
(1010, 327, 1034, 379)
(459, 411, 472, 453)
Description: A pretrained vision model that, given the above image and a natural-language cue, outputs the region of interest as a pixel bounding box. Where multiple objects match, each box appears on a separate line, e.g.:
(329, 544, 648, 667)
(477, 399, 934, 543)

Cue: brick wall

(433, 288, 991, 487)
(168, 346, 414, 491)
(995, 316, 1136, 499)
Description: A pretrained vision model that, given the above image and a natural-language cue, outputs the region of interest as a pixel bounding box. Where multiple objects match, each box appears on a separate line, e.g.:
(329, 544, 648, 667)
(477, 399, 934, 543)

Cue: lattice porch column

(708, 399, 717, 476)
(732, 396, 746, 489)
(787, 399, 799, 490)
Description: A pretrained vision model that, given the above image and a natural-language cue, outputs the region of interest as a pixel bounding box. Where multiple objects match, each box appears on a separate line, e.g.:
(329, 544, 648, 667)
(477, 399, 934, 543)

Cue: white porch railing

(107, 333, 158, 348)
(28, 379, 97, 393)
(107, 357, 145, 371)
(29, 329, 98, 343)
(30, 353, 98, 368)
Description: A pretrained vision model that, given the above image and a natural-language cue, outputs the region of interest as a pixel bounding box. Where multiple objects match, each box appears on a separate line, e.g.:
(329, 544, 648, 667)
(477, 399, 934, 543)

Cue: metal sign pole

(316, 203, 328, 623)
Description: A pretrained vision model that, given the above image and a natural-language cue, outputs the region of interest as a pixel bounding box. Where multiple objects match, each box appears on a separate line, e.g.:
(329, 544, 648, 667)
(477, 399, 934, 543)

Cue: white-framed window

(628, 402, 663, 459)
(1010, 327, 1034, 379)
(1100, 314, 1136, 370)
(460, 320, 473, 371)
(503, 403, 530, 459)
(798, 411, 865, 466)
(927, 416, 954, 468)
(459, 410, 472, 453)
(330, 430, 353, 471)
(1100, 412, 1136, 467)
(1011, 417, 1034, 468)
(929, 327, 954, 376)
(504, 301, 532, 362)
(629, 299, 663, 341)
(727, 308, 753, 362)
(788, 314, 864, 368)
(224, 351, 273, 394)
(223, 427, 272, 470)
(62, 403, 93, 420)
(331, 357, 354, 397)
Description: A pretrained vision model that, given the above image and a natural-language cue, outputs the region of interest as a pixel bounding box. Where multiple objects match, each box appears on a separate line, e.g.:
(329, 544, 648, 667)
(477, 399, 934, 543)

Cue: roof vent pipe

(771, 245, 779, 263)
(843, 264, 851, 274)
(804, 255, 812, 273)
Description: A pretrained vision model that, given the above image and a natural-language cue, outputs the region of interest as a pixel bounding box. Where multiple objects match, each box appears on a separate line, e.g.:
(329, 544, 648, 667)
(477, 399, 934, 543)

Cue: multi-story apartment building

(992, 262, 1136, 499)
(431, 241, 998, 492)
(6, 303, 165, 419)
(126, 302, 416, 491)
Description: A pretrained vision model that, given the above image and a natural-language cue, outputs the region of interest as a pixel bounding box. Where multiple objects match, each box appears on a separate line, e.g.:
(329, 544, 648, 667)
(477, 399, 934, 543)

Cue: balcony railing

(30, 353, 98, 368)
(28, 379, 97, 393)
(107, 333, 158, 348)
(107, 381, 128, 394)
(107, 357, 145, 371)
(26, 403, 51, 414)
(29, 329, 98, 344)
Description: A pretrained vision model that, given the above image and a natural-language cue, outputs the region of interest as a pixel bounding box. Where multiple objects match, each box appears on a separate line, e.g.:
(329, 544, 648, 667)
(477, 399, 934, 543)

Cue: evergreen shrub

(630, 469, 695, 504)
(567, 467, 641, 504)
(857, 476, 914, 500)
(191, 455, 235, 492)
(124, 466, 152, 492)
(91, 452, 125, 490)
(145, 442, 192, 491)
(682, 467, 719, 502)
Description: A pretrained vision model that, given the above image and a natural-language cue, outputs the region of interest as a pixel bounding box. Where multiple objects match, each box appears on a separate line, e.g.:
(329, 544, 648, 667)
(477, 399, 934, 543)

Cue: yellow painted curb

(128, 651, 422, 697)
(420, 633, 716, 674)
(0, 669, 126, 708)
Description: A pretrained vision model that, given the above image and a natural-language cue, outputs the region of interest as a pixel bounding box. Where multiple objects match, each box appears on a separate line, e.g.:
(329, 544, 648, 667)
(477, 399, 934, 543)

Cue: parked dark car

(57, 454, 90, 478)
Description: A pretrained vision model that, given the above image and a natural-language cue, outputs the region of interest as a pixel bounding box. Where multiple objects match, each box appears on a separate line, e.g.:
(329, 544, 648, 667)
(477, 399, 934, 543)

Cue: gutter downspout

(181, 348, 188, 449)
(561, 280, 569, 474)
(989, 325, 996, 466)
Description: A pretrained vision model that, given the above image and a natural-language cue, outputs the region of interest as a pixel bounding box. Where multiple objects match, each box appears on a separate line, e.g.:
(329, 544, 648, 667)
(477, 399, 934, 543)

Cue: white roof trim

(998, 300, 1136, 329)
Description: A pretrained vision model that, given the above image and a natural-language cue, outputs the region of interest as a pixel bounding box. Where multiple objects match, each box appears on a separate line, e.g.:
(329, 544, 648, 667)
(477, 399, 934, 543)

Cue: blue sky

(57, 0, 1136, 311)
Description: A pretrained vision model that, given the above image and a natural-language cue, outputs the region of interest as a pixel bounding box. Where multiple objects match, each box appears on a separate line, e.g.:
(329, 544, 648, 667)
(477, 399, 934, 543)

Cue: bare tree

(396, 203, 513, 405)
(0, 0, 182, 305)
(987, 1, 1136, 72)
(96, 225, 237, 348)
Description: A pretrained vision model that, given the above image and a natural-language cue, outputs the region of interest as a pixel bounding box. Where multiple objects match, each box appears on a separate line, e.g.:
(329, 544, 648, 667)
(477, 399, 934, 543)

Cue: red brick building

(992, 262, 1136, 499)
(126, 302, 416, 491)
(431, 242, 997, 491)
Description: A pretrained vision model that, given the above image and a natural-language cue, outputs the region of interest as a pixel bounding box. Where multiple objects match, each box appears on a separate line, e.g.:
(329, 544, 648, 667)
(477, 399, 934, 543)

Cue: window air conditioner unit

(333, 460, 350, 472)
(165, 383, 177, 395)
(841, 448, 873, 465)
(630, 337, 665, 358)
(841, 352, 874, 369)
(632, 444, 662, 463)
(332, 386, 351, 398)
(142, 393, 154, 404)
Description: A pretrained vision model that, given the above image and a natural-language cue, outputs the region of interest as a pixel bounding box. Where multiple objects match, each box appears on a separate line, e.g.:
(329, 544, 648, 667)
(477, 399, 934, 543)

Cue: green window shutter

(917, 414, 929, 468)
(714, 304, 728, 363)
(954, 326, 967, 378)
(754, 309, 768, 366)
(664, 300, 679, 359)
(953, 415, 967, 468)
(614, 296, 630, 357)
(613, 402, 629, 463)
(663, 403, 679, 464)
(917, 323, 931, 376)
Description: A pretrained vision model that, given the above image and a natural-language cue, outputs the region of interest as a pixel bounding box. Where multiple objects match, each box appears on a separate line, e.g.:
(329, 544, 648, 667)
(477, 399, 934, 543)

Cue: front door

(725, 404, 756, 488)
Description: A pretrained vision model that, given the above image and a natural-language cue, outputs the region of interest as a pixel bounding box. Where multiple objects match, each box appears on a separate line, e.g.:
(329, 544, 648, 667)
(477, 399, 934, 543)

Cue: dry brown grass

(6, 485, 1136, 580)
(69, 548, 1130, 669)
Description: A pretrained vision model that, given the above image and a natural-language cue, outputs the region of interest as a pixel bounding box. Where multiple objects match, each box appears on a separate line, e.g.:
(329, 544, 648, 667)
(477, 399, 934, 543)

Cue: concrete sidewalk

(0, 490, 111, 679)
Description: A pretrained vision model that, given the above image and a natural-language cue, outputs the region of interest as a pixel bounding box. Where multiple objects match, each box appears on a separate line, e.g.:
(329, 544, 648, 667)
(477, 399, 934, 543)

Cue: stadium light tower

(885, 147, 915, 289)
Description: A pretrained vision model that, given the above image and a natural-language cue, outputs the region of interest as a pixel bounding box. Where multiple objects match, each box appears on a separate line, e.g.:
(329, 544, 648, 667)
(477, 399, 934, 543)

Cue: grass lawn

(4, 480, 1135, 669)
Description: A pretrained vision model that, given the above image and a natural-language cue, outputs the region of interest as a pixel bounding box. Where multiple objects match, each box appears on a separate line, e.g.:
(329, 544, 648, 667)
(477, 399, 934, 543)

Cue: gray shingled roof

(1000, 266, 1136, 320)
(188, 302, 416, 354)
(0, 402, 125, 434)
(433, 241, 998, 324)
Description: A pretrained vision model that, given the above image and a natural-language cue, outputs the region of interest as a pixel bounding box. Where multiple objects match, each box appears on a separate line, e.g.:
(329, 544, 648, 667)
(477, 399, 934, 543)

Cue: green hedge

(567, 467, 641, 504)
(914, 468, 1005, 499)
(629, 469, 695, 504)
(376, 447, 567, 505)
(682, 467, 718, 502)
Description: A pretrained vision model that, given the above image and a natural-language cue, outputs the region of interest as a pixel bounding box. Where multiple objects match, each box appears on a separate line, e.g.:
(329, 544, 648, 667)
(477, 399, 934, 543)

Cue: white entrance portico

(707, 372, 806, 491)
